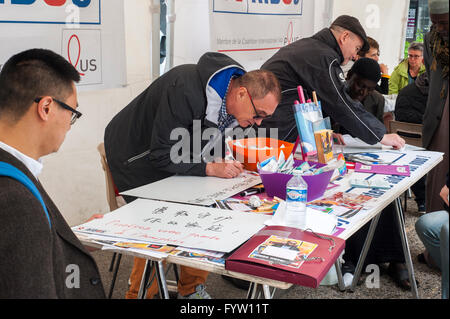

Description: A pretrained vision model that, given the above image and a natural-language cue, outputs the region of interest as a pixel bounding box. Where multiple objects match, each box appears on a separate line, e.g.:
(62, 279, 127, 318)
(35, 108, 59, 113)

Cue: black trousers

(343, 202, 405, 267)
(411, 176, 426, 205)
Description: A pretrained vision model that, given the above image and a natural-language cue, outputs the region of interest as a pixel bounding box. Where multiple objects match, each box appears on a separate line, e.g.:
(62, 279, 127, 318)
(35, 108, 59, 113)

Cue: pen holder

(258, 160, 333, 202)
(229, 137, 294, 172)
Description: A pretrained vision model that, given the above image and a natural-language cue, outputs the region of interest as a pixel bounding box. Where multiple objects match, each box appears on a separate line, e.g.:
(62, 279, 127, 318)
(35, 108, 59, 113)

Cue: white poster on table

(0, 0, 126, 91)
(72, 198, 271, 253)
(121, 171, 262, 206)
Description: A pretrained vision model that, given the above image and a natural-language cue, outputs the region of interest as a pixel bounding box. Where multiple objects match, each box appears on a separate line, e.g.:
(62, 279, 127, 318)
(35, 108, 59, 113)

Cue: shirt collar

(0, 141, 43, 179)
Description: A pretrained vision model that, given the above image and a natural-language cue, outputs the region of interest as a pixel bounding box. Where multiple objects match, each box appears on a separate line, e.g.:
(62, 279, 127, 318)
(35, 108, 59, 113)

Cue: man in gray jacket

(0, 49, 105, 298)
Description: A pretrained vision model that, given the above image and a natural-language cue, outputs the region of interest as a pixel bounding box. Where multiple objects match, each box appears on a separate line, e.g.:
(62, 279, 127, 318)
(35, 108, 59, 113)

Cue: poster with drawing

(72, 198, 270, 252)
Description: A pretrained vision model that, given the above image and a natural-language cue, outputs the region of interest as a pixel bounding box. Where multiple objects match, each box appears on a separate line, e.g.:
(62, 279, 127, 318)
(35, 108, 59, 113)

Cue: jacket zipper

(123, 150, 150, 165)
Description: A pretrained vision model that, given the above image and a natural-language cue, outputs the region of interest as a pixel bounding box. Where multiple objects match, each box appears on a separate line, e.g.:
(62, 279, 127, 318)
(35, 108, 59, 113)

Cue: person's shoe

(417, 202, 426, 214)
(177, 284, 211, 299)
(386, 262, 419, 291)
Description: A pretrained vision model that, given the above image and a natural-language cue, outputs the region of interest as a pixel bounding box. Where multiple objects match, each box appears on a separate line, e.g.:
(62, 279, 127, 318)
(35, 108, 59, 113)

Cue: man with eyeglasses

(0, 49, 105, 298)
(389, 42, 426, 95)
(104, 52, 281, 299)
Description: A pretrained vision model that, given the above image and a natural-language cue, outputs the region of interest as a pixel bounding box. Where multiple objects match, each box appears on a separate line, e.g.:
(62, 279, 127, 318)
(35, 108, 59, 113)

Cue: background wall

(332, 0, 410, 73)
(39, 0, 152, 226)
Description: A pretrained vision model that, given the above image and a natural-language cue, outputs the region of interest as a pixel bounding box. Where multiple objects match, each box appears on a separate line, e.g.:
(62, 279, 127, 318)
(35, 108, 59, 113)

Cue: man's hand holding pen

(206, 159, 244, 178)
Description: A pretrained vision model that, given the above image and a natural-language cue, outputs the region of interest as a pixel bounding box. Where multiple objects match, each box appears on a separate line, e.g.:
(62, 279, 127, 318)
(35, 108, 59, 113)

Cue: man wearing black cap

(259, 15, 404, 149)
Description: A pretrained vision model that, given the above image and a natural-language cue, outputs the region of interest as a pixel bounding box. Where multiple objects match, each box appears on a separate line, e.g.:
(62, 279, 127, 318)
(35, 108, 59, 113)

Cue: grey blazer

(0, 149, 105, 298)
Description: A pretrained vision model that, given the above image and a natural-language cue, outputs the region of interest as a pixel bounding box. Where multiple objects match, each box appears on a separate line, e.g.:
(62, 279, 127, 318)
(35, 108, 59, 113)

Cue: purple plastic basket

(259, 160, 333, 202)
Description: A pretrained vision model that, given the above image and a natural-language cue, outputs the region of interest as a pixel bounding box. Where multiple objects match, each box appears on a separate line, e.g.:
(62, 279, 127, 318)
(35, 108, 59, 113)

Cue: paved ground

(91, 197, 443, 299)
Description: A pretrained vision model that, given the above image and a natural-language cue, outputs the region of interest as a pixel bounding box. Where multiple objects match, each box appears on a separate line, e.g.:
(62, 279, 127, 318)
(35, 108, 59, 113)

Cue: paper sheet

(120, 171, 261, 206)
(265, 202, 338, 235)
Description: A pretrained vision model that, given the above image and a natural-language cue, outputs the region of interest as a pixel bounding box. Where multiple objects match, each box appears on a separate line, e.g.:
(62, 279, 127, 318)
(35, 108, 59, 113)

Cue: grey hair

(408, 42, 424, 53)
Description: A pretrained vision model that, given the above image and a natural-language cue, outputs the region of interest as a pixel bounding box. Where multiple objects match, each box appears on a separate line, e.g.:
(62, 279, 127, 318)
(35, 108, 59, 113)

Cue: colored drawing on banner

(72, 198, 270, 253)
(248, 235, 317, 269)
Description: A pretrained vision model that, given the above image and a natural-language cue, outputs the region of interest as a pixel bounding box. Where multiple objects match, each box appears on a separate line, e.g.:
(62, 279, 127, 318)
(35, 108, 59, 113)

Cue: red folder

(225, 226, 345, 288)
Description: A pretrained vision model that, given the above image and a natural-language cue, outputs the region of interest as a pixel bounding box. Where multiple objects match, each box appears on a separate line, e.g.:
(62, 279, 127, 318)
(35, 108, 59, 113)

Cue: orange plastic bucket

(228, 137, 294, 172)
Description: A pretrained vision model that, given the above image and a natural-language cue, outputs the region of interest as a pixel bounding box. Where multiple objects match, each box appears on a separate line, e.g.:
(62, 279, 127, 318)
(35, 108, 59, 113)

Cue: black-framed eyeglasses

(34, 97, 82, 125)
(246, 90, 272, 120)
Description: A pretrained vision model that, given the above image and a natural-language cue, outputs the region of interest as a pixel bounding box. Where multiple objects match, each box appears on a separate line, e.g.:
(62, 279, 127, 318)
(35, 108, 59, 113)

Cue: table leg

(246, 282, 259, 299)
(350, 212, 382, 292)
(137, 259, 152, 299)
(155, 260, 170, 299)
(107, 253, 122, 299)
(394, 197, 419, 299)
(262, 285, 274, 299)
(335, 259, 345, 291)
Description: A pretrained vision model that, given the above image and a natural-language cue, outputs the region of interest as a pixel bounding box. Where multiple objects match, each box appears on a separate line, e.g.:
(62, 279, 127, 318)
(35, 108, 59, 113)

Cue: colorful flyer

(248, 235, 317, 269)
(354, 163, 410, 176)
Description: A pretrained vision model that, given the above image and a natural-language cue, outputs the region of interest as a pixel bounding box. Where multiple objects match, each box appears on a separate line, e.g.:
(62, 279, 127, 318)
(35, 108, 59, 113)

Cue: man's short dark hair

(0, 48, 80, 122)
(234, 70, 282, 103)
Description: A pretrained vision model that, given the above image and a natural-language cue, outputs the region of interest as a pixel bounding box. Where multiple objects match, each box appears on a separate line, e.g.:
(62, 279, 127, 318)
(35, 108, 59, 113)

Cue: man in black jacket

(258, 15, 404, 149)
(0, 49, 105, 298)
(104, 52, 281, 299)
(395, 73, 429, 213)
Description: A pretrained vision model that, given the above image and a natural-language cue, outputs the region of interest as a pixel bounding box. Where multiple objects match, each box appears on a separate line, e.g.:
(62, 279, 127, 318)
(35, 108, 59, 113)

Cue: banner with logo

(0, 0, 126, 91)
(210, 0, 315, 70)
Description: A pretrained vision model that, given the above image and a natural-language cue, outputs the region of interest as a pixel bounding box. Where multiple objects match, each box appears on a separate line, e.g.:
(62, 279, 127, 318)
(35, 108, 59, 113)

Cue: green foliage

(404, 29, 425, 58)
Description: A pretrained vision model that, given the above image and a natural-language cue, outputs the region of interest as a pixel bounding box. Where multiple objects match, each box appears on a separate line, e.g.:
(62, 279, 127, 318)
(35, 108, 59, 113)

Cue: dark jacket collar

(196, 52, 245, 91)
(312, 28, 344, 64)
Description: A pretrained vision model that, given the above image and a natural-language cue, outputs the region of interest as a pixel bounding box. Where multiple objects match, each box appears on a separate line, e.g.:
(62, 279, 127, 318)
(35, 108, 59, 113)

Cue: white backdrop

(210, 0, 315, 70)
(332, 0, 410, 74)
(172, 0, 409, 74)
(0, 0, 126, 91)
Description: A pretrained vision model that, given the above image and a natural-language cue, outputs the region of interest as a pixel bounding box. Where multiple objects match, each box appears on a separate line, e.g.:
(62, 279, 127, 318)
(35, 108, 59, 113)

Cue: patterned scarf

(429, 24, 449, 98)
(217, 76, 236, 132)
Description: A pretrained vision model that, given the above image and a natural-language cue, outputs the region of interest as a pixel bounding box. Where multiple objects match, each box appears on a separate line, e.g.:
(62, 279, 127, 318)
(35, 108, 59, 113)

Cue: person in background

(389, 42, 426, 95)
(341, 58, 414, 290)
(415, 174, 449, 299)
(394, 72, 429, 213)
(104, 52, 281, 299)
(0, 49, 105, 298)
(346, 58, 385, 123)
(422, 0, 449, 214)
(355, 36, 390, 94)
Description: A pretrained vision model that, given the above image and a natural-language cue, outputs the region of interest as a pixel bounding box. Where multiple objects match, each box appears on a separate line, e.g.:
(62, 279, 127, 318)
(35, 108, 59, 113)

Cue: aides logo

(63, 29, 102, 85)
(214, 0, 302, 15)
(0, 0, 100, 24)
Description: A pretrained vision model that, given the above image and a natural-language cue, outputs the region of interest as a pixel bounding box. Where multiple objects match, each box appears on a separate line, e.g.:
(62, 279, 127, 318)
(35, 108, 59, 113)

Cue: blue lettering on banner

(0, 0, 100, 25)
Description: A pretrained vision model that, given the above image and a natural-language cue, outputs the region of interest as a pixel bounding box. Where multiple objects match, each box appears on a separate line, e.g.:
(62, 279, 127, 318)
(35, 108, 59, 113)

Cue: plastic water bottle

(285, 172, 308, 229)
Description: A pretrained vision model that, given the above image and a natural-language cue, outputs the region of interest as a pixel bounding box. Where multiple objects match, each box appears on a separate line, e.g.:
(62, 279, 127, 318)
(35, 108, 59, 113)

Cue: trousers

(415, 210, 449, 299)
(125, 257, 209, 298)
